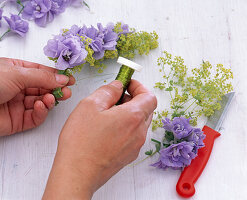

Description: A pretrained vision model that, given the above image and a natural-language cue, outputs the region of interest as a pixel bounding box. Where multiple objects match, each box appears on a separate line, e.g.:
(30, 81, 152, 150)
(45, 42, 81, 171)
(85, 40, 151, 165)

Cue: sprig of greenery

(152, 51, 233, 130)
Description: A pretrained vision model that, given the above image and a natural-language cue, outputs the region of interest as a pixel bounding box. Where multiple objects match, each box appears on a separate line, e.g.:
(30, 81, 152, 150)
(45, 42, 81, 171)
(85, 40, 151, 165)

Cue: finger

(14, 66, 69, 90)
(1, 58, 57, 72)
(127, 79, 150, 98)
(68, 76, 76, 86)
(40, 89, 51, 95)
(84, 80, 123, 111)
(121, 94, 132, 103)
(24, 96, 43, 109)
(23, 100, 48, 131)
(25, 88, 51, 96)
(25, 88, 40, 96)
(8, 58, 76, 86)
(42, 93, 55, 110)
(57, 87, 72, 101)
(121, 81, 157, 120)
(145, 113, 153, 127)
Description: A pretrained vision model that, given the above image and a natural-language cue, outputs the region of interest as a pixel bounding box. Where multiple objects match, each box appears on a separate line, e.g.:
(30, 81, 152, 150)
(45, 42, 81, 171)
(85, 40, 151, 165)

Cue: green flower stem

(132, 150, 158, 167)
(115, 65, 134, 105)
(83, 1, 90, 9)
(184, 100, 196, 112)
(16, 0, 24, 15)
(0, 29, 11, 41)
(52, 70, 71, 105)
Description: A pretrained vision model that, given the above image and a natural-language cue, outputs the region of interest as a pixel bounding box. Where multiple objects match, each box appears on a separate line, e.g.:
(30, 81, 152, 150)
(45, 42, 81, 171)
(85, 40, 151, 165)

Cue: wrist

(43, 152, 96, 200)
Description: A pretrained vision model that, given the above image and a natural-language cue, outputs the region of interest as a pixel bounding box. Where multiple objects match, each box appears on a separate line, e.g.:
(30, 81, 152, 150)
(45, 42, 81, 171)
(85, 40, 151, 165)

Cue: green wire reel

(115, 57, 143, 104)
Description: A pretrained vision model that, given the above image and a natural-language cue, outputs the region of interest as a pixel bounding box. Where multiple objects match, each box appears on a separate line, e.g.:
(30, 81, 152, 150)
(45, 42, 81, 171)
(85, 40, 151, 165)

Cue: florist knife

(176, 92, 235, 198)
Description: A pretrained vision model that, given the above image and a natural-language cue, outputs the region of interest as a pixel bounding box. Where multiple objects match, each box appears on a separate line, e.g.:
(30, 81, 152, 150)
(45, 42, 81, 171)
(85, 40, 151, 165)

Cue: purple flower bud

(3, 14, 29, 37)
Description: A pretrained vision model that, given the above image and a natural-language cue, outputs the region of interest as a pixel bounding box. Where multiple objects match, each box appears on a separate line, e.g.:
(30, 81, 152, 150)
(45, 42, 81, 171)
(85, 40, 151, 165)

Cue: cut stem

(0, 29, 11, 41)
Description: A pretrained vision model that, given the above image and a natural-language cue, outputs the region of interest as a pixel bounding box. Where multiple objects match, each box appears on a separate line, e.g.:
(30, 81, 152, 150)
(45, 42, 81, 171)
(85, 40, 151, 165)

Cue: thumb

(16, 67, 69, 90)
(86, 80, 123, 111)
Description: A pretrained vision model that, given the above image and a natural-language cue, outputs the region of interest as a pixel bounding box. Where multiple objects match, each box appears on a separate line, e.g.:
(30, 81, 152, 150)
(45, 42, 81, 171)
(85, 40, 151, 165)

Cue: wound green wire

(115, 65, 135, 104)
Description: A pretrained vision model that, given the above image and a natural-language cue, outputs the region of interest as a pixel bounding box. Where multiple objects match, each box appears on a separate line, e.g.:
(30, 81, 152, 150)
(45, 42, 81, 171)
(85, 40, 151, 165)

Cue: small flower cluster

(0, 0, 86, 41)
(146, 117, 205, 170)
(44, 22, 158, 73)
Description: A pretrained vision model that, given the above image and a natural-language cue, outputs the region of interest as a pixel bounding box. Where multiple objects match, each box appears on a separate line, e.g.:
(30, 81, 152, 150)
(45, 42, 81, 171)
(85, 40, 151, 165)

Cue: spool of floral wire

(115, 57, 143, 104)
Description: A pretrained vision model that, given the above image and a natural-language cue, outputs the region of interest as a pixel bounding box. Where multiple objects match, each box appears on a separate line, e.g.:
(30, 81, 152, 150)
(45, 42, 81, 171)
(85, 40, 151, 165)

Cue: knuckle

(129, 110, 145, 125)
(99, 85, 119, 99)
(145, 92, 157, 110)
(40, 69, 54, 82)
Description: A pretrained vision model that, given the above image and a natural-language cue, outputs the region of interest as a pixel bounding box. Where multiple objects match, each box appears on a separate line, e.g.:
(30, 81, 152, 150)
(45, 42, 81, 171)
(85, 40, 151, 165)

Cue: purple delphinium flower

(3, 14, 29, 37)
(44, 34, 87, 70)
(162, 117, 193, 140)
(187, 128, 206, 154)
(152, 141, 197, 170)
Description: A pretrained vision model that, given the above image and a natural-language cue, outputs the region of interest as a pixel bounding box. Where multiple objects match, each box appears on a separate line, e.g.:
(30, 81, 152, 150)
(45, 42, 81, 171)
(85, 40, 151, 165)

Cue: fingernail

(55, 74, 69, 85)
(110, 80, 123, 89)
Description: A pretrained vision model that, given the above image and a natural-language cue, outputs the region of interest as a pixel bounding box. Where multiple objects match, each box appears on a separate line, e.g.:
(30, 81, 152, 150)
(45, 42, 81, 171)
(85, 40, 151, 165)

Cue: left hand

(0, 58, 75, 136)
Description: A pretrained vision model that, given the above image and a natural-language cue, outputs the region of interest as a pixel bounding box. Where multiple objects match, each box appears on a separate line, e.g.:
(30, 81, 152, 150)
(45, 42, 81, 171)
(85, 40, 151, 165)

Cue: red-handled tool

(176, 92, 235, 198)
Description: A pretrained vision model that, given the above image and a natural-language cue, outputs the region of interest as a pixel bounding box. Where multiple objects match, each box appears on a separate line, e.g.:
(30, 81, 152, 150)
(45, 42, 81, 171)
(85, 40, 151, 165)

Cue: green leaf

(151, 138, 161, 145)
(163, 144, 170, 148)
(145, 149, 153, 155)
(155, 143, 161, 152)
(165, 131, 174, 142)
(53, 88, 64, 99)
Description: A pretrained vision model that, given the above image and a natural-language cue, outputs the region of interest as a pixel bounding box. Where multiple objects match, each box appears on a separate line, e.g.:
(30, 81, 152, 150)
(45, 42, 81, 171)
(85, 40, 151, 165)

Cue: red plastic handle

(176, 126, 221, 198)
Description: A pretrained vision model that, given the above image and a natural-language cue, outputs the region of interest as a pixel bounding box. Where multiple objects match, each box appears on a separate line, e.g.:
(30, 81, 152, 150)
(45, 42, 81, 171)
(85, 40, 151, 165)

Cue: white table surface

(0, 0, 247, 199)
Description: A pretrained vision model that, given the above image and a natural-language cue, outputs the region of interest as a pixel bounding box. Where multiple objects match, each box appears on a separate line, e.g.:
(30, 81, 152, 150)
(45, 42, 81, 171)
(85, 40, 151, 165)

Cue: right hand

(43, 80, 157, 200)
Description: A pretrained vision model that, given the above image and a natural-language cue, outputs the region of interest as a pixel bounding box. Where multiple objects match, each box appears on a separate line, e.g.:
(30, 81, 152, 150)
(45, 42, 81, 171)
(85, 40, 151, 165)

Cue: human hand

(43, 80, 157, 200)
(0, 58, 75, 136)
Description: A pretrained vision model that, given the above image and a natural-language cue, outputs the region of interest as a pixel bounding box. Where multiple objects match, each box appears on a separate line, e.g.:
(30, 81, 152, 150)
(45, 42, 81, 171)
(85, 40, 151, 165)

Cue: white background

(0, 0, 247, 199)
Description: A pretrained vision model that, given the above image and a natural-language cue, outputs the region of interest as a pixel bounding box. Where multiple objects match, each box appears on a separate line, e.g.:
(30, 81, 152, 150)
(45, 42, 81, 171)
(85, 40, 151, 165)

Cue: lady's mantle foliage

(152, 51, 233, 129)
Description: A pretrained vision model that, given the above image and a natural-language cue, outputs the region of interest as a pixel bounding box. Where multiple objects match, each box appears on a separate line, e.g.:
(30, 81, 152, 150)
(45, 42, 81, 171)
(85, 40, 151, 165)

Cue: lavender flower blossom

(22, 0, 53, 27)
(97, 23, 118, 50)
(3, 14, 29, 37)
(162, 117, 193, 140)
(44, 35, 87, 70)
(152, 141, 197, 170)
(75, 23, 118, 60)
(22, 0, 71, 27)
